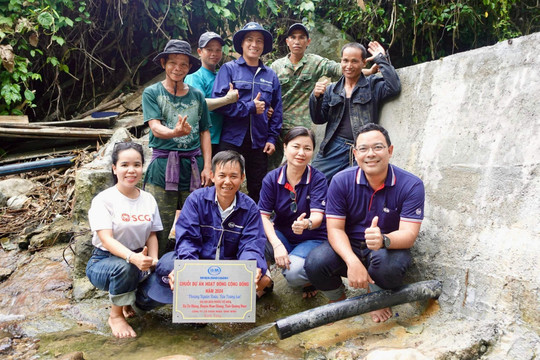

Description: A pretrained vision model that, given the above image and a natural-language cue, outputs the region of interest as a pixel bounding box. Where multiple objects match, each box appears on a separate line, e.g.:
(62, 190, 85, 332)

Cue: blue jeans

(304, 241, 411, 300)
(86, 248, 147, 306)
(311, 136, 355, 184)
(265, 230, 324, 288)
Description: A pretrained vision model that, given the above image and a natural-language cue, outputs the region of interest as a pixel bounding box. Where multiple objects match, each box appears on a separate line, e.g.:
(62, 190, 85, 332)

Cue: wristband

(307, 219, 313, 230)
(125, 252, 132, 264)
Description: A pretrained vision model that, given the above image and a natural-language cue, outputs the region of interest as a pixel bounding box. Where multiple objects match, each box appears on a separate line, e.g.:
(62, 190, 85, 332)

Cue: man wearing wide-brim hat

(142, 39, 212, 257)
(211, 22, 283, 204)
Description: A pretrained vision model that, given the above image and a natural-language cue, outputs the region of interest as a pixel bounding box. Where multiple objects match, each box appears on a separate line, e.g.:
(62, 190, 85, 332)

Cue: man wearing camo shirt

(270, 23, 375, 168)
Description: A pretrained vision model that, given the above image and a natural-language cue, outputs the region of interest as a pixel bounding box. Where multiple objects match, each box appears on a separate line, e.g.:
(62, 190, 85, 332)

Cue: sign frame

(172, 259, 257, 323)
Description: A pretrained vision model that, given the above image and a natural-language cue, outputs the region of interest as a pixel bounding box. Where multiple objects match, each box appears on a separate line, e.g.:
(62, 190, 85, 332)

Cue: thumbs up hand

(129, 246, 155, 271)
(313, 78, 329, 98)
(253, 92, 265, 114)
(224, 82, 239, 104)
(365, 216, 383, 250)
(292, 213, 308, 235)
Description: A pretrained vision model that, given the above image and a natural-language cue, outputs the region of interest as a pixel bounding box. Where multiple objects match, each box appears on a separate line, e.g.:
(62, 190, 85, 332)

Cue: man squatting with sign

(304, 124, 425, 323)
(135, 150, 273, 309)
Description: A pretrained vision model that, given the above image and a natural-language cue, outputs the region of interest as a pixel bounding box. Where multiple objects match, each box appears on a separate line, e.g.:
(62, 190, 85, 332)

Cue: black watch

(382, 234, 391, 249)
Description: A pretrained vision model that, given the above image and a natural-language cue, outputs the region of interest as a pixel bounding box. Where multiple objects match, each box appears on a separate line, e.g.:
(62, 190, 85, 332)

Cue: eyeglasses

(355, 144, 387, 154)
(289, 190, 297, 213)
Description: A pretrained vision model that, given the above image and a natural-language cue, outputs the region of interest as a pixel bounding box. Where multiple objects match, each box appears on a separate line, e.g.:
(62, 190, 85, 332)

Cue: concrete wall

(379, 33, 539, 329)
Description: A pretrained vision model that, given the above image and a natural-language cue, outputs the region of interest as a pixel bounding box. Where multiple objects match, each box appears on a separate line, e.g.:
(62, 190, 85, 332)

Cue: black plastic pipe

(275, 279, 442, 339)
(0, 156, 75, 176)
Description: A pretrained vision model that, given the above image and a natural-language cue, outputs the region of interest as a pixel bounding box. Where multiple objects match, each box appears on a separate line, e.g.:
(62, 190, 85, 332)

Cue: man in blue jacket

(137, 151, 273, 308)
(212, 22, 283, 203)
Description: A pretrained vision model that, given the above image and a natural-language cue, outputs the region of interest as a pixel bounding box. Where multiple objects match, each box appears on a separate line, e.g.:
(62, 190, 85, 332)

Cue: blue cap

(145, 251, 176, 304)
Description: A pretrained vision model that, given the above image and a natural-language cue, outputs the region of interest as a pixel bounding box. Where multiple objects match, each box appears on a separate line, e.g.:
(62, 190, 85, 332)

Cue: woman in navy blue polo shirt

(259, 126, 328, 298)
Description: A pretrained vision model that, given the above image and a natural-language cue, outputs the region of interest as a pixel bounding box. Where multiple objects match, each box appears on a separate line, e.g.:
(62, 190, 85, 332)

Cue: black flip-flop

(302, 284, 318, 298)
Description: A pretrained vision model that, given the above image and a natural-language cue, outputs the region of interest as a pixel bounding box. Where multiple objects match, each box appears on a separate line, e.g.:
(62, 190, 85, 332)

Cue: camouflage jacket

(271, 53, 341, 133)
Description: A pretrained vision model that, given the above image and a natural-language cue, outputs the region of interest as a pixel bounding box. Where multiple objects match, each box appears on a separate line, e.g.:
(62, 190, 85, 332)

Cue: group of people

(85, 21, 425, 339)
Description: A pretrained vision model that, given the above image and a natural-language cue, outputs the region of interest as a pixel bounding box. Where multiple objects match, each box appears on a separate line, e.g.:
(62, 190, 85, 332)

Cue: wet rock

(0, 178, 36, 207)
(0, 337, 13, 354)
(71, 277, 95, 301)
(28, 217, 75, 252)
(307, 22, 353, 62)
(0, 267, 13, 282)
(72, 229, 93, 279)
(0, 245, 71, 319)
(57, 351, 85, 360)
(72, 128, 149, 223)
(6, 195, 29, 210)
(365, 348, 430, 360)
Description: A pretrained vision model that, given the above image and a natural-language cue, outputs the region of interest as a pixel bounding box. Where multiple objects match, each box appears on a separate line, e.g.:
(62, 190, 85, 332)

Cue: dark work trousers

(304, 241, 412, 292)
(218, 134, 268, 204)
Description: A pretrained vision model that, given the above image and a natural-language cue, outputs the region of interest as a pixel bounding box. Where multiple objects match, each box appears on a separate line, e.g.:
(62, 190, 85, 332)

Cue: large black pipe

(275, 280, 442, 340)
(0, 156, 75, 176)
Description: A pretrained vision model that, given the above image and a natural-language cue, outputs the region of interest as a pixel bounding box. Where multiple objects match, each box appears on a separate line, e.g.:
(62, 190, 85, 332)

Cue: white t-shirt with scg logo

(89, 186, 163, 251)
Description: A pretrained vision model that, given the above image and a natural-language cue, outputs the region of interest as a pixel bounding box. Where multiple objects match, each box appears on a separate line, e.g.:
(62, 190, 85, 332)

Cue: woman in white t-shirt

(86, 142, 163, 338)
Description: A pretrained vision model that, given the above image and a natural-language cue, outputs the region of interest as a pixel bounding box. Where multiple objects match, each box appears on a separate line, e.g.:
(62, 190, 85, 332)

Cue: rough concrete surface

(377, 32, 540, 358)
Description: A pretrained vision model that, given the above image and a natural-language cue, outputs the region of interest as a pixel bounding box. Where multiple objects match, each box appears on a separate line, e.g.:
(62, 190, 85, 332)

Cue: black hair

(283, 126, 316, 149)
(111, 142, 144, 184)
(212, 150, 245, 174)
(356, 123, 392, 147)
(341, 42, 367, 60)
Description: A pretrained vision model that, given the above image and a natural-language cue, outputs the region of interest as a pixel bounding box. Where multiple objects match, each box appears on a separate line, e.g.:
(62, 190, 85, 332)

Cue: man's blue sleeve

(212, 63, 255, 118)
(174, 195, 202, 260)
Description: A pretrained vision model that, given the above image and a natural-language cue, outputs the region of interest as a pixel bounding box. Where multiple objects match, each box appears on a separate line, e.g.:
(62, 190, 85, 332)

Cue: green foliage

(0, 0, 90, 115)
(315, 0, 538, 67)
(0, 0, 537, 119)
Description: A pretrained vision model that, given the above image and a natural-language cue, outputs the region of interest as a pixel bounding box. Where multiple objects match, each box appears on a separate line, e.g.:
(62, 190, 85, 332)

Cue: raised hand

(224, 82, 239, 104)
(253, 92, 265, 114)
(130, 246, 154, 271)
(366, 41, 386, 61)
(313, 78, 329, 98)
(365, 216, 383, 250)
(292, 212, 308, 235)
(174, 114, 192, 137)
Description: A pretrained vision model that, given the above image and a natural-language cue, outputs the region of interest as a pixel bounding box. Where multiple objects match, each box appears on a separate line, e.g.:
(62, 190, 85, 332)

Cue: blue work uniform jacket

(309, 53, 401, 156)
(174, 186, 268, 274)
(212, 56, 283, 149)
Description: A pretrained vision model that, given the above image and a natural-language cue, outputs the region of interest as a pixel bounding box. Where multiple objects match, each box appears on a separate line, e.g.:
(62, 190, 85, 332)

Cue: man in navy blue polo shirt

(305, 123, 424, 323)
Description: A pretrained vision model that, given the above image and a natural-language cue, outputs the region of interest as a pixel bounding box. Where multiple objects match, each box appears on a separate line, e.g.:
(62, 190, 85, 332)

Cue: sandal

(302, 284, 318, 299)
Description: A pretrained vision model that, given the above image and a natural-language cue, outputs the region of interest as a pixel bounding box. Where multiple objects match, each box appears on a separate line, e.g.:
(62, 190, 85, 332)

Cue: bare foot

(122, 305, 136, 318)
(108, 314, 137, 338)
(370, 307, 393, 323)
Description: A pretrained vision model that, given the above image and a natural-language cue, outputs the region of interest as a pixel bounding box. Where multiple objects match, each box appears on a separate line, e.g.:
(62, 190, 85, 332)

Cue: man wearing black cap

(269, 23, 376, 169)
(142, 39, 212, 256)
(185, 32, 239, 156)
(212, 22, 283, 203)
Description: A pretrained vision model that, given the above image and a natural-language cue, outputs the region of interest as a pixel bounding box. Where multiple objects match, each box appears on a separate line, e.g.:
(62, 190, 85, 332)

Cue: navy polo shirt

(259, 165, 328, 244)
(326, 165, 424, 255)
